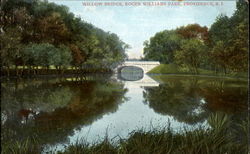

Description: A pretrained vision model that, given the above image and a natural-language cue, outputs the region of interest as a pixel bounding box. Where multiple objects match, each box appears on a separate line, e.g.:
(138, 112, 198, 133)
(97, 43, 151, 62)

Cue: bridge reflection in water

(118, 66, 144, 81)
(116, 66, 159, 87)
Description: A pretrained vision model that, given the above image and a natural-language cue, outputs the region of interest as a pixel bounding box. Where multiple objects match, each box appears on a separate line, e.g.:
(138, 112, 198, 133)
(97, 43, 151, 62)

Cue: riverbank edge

(0, 71, 115, 80)
(147, 73, 248, 81)
(1, 72, 248, 81)
(0, 67, 113, 78)
(147, 64, 248, 79)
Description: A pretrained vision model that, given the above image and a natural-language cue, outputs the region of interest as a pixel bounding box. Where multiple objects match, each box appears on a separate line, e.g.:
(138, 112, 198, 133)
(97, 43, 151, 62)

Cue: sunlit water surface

(1, 74, 248, 153)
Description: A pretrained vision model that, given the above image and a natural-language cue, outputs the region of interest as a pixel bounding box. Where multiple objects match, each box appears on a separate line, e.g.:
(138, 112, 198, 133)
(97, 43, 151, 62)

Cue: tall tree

(176, 24, 209, 43)
(208, 0, 248, 72)
(1, 0, 129, 76)
(34, 12, 70, 44)
(209, 15, 232, 46)
(143, 30, 181, 64)
(0, 28, 23, 75)
(210, 41, 230, 74)
(174, 39, 206, 74)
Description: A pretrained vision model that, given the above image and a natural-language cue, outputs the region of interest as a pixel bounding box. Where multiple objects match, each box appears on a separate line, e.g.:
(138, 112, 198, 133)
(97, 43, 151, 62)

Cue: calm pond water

(1, 74, 248, 153)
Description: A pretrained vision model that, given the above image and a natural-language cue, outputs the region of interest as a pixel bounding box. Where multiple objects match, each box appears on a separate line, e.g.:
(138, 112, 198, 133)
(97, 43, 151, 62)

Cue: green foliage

(56, 113, 247, 154)
(209, 0, 248, 72)
(175, 39, 207, 74)
(57, 45, 73, 67)
(148, 64, 248, 79)
(144, 1, 248, 75)
(143, 24, 209, 65)
(209, 15, 232, 46)
(0, 28, 23, 67)
(1, 0, 128, 75)
(143, 30, 181, 64)
(21, 43, 73, 68)
(210, 41, 229, 73)
(2, 117, 248, 154)
(207, 112, 230, 133)
(1, 137, 42, 154)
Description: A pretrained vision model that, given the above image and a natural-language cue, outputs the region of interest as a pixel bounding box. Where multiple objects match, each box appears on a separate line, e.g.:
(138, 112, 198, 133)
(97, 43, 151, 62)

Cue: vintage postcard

(1, 0, 249, 153)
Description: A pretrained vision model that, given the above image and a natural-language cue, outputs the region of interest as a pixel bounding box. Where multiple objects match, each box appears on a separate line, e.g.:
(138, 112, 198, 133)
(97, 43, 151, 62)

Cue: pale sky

(50, 0, 236, 58)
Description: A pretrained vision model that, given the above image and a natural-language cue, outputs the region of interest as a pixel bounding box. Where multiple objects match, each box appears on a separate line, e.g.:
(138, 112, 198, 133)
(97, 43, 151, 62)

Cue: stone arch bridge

(115, 61, 160, 74)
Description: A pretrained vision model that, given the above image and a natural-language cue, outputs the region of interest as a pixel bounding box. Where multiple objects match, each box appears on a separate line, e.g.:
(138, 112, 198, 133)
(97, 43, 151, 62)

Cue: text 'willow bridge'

(115, 61, 160, 74)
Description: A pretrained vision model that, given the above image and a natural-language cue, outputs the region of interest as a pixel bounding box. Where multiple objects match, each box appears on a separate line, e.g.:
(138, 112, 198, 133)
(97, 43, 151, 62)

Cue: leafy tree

(1, 0, 128, 75)
(227, 22, 248, 72)
(209, 15, 232, 46)
(34, 12, 70, 45)
(227, 1, 248, 72)
(103, 33, 128, 68)
(209, 41, 229, 74)
(176, 24, 209, 43)
(208, 0, 248, 72)
(22, 43, 54, 67)
(57, 45, 72, 67)
(143, 30, 181, 64)
(22, 43, 72, 71)
(0, 28, 23, 75)
(174, 39, 206, 74)
(52, 45, 72, 74)
(143, 2, 248, 74)
(0, 0, 35, 33)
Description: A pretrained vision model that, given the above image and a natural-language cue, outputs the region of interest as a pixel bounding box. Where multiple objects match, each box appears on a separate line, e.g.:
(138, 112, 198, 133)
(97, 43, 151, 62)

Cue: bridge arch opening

(117, 66, 144, 81)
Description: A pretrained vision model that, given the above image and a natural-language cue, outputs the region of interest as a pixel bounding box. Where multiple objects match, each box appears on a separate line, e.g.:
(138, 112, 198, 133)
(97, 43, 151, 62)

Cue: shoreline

(147, 73, 248, 80)
(0, 73, 114, 80)
(147, 64, 248, 80)
(1, 72, 248, 79)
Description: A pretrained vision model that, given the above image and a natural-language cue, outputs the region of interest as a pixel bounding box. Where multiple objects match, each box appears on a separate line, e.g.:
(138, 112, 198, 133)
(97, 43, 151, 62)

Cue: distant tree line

(0, 0, 128, 76)
(143, 1, 248, 74)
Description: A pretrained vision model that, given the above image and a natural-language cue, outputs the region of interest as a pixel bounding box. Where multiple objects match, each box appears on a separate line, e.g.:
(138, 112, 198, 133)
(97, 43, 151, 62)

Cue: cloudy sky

(50, 0, 236, 58)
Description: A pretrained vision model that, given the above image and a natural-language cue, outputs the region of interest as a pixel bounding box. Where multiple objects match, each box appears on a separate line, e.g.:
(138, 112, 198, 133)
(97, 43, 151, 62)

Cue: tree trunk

(61, 67, 65, 76)
(195, 67, 198, 74)
(223, 66, 227, 75)
(46, 66, 49, 74)
(55, 66, 59, 74)
(7, 66, 10, 76)
(15, 65, 19, 76)
(33, 66, 36, 75)
(21, 65, 25, 76)
(28, 65, 31, 76)
(58, 66, 61, 75)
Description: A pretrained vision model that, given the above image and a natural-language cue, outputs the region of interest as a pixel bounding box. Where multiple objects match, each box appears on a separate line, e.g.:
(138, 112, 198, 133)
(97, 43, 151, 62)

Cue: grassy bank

(1, 66, 113, 77)
(148, 64, 248, 78)
(1, 113, 248, 154)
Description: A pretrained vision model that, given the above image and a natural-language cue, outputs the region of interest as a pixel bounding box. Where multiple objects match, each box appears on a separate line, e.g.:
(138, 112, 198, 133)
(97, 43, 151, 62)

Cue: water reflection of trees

(1, 78, 127, 146)
(143, 76, 248, 125)
(199, 80, 248, 113)
(143, 77, 208, 125)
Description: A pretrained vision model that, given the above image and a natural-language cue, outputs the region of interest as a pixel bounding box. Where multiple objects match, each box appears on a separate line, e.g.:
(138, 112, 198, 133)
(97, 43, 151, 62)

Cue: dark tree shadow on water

(1, 78, 127, 146)
(143, 76, 248, 125)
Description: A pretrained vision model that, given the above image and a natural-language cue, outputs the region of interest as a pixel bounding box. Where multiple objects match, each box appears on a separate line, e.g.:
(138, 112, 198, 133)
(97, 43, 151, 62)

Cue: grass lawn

(148, 64, 248, 79)
(11, 65, 76, 70)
